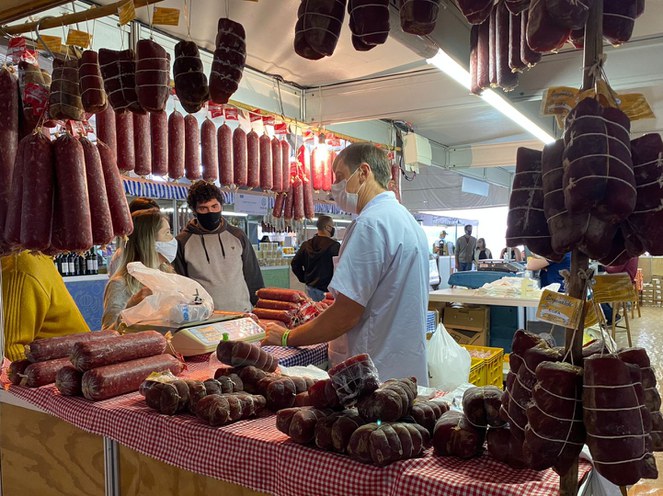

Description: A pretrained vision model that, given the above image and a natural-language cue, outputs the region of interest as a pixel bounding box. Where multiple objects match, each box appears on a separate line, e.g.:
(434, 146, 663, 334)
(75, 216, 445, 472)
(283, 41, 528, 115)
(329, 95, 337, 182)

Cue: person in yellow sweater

(2, 251, 89, 362)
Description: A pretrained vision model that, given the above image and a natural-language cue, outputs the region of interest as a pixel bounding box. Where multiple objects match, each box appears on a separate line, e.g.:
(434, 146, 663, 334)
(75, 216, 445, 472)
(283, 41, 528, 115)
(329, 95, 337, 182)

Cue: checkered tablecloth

(0, 359, 590, 496)
(184, 344, 328, 368)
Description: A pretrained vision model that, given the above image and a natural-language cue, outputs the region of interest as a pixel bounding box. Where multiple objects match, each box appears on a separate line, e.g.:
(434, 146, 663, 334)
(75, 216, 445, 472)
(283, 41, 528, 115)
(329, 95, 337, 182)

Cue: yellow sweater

(2, 252, 89, 361)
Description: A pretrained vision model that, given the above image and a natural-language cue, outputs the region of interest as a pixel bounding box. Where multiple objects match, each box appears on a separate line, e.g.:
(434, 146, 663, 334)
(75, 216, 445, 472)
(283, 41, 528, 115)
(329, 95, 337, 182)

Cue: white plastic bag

(120, 262, 214, 326)
(426, 323, 471, 391)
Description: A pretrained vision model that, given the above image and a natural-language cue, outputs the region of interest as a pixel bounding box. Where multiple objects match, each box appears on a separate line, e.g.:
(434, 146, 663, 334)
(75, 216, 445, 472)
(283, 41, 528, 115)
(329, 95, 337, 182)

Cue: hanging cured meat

(115, 111, 135, 172)
(246, 130, 260, 188)
(135, 40, 170, 113)
(201, 119, 219, 182)
(508, 12, 527, 72)
(210, 19, 246, 104)
(311, 146, 326, 191)
(19, 133, 53, 251)
(259, 133, 273, 190)
(271, 137, 283, 192)
(17, 61, 50, 133)
(505, 0, 529, 14)
(133, 112, 152, 176)
(150, 111, 168, 176)
(168, 111, 185, 180)
(495, 1, 518, 91)
(295, 0, 347, 60)
(475, 20, 491, 94)
(526, 0, 571, 53)
(99, 48, 143, 114)
(281, 140, 291, 192)
(603, 0, 639, 46)
(218, 123, 234, 187)
(348, 0, 390, 49)
(233, 127, 248, 187)
(0, 67, 19, 250)
(98, 141, 133, 237)
(3, 138, 28, 248)
(184, 114, 201, 181)
(457, 0, 493, 24)
(284, 183, 295, 221)
(546, 0, 592, 30)
(173, 40, 209, 114)
(95, 106, 117, 162)
(49, 59, 84, 122)
(80, 137, 114, 246)
(78, 50, 108, 114)
(301, 150, 315, 219)
(399, 0, 440, 35)
(520, 10, 542, 66)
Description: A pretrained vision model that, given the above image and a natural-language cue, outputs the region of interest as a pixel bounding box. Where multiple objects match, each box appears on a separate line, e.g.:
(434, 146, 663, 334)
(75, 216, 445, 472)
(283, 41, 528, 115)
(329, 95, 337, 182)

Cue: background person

(526, 252, 571, 293)
(433, 230, 452, 256)
(455, 224, 477, 271)
(474, 238, 493, 261)
(102, 209, 176, 330)
(173, 182, 263, 312)
(291, 215, 340, 301)
(500, 246, 524, 262)
(263, 143, 430, 385)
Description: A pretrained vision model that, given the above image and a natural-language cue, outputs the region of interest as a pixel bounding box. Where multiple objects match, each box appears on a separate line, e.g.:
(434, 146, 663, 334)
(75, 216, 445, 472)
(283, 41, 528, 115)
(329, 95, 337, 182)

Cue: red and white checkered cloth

(0, 359, 590, 496)
(182, 344, 328, 367)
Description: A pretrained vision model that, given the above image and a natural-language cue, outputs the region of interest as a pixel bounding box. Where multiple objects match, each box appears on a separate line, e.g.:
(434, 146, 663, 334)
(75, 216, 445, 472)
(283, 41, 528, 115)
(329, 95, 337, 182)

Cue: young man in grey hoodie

(173, 182, 264, 312)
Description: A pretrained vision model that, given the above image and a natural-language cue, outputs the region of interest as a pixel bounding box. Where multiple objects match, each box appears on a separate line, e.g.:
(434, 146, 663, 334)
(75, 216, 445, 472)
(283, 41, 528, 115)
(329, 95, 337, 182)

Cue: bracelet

(281, 330, 291, 347)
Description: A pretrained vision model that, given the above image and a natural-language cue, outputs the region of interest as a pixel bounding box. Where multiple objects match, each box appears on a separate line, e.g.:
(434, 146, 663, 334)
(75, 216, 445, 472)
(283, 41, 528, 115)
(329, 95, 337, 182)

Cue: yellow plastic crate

(463, 345, 504, 388)
(469, 357, 485, 386)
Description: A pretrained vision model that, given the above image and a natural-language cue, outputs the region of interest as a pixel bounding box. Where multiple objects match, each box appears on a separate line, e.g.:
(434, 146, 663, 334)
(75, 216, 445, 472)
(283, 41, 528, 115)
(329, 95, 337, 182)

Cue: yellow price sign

(152, 7, 180, 26)
(118, 0, 136, 25)
(66, 29, 92, 48)
(536, 289, 583, 329)
(592, 273, 636, 304)
(37, 35, 62, 53)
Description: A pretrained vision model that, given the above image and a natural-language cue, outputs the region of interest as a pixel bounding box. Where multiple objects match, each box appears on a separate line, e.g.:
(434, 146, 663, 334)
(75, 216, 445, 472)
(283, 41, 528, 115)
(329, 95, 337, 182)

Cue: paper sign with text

(118, 0, 136, 25)
(37, 35, 62, 53)
(66, 29, 92, 48)
(592, 273, 636, 304)
(152, 7, 180, 26)
(536, 289, 583, 329)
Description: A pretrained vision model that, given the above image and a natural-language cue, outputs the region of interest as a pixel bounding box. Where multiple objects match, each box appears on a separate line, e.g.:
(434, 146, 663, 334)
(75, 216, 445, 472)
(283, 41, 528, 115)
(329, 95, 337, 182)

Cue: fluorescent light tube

(427, 49, 556, 144)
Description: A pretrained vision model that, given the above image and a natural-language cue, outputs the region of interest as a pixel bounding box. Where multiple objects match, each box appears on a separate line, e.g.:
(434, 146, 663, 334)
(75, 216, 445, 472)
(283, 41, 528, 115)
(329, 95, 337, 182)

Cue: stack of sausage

(8, 331, 183, 402)
(466, 0, 646, 95)
(252, 288, 329, 329)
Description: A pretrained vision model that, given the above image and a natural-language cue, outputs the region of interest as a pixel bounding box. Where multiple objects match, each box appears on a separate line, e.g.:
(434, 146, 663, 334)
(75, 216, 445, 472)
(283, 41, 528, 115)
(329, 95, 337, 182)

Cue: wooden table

(429, 288, 541, 308)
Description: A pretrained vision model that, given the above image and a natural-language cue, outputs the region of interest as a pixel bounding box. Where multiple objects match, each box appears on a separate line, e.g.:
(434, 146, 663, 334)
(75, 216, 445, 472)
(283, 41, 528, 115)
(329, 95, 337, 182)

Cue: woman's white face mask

(331, 167, 364, 214)
(155, 238, 178, 263)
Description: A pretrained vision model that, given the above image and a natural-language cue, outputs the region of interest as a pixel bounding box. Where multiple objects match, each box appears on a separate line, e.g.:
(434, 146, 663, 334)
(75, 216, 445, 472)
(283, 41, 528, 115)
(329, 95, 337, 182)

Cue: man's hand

(262, 321, 288, 346)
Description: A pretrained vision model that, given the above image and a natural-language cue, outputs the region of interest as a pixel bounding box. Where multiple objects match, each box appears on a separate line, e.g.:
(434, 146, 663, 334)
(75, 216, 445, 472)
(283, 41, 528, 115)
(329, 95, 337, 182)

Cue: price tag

(118, 0, 136, 25)
(207, 101, 225, 119)
(37, 35, 62, 53)
(224, 107, 239, 120)
(152, 7, 181, 26)
(592, 273, 636, 304)
(66, 29, 92, 48)
(273, 122, 288, 135)
(536, 289, 583, 329)
(262, 115, 275, 127)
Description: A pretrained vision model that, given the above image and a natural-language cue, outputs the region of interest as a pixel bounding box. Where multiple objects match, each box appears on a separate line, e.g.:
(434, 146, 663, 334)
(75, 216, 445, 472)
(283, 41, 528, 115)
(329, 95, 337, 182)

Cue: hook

(35, 16, 57, 60)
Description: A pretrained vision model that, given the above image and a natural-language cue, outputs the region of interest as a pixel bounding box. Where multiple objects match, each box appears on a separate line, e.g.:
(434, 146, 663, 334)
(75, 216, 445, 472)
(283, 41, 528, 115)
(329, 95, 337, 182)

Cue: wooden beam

(0, 0, 69, 25)
(2, 0, 165, 35)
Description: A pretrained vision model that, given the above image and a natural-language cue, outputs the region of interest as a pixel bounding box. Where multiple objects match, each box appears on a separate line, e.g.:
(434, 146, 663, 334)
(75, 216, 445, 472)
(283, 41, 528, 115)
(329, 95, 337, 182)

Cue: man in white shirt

(263, 143, 430, 385)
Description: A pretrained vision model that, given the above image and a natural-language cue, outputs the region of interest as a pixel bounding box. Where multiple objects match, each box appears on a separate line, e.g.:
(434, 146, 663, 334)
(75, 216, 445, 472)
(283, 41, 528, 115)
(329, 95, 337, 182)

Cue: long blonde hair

(118, 209, 171, 294)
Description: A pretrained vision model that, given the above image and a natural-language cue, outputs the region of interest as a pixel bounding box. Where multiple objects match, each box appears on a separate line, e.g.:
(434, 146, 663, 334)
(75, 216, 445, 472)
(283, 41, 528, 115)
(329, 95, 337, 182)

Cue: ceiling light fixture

(426, 49, 556, 144)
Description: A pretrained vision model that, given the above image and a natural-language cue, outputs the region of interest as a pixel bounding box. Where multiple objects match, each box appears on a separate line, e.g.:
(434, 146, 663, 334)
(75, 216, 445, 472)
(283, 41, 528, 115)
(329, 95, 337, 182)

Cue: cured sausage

(150, 111, 168, 176)
(246, 130, 260, 188)
(135, 39, 170, 112)
(256, 298, 298, 311)
(311, 146, 325, 191)
(526, 0, 570, 54)
(323, 152, 333, 192)
(488, 7, 497, 87)
(184, 114, 201, 180)
(0, 67, 19, 249)
(303, 160, 315, 220)
(256, 288, 307, 302)
(233, 127, 248, 187)
(81, 354, 183, 401)
(173, 40, 209, 114)
(259, 133, 273, 190)
(17, 61, 49, 133)
(97, 142, 133, 237)
(216, 340, 278, 372)
(71, 331, 167, 371)
(8, 359, 30, 385)
(201, 118, 219, 182)
(168, 110, 185, 180)
(56, 366, 83, 396)
(476, 20, 490, 93)
(496, 2, 518, 90)
(293, 178, 305, 221)
(21, 358, 71, 387)
(399, 0, 440, 35)
(272, 192, 285, 218)
(3, 137, 28, 248)
(218, 123, 233, 186)
(520, 10, 542, 66)
(470, 25, 481, 95)
(284, 184, 295, 220)
(49, 58, 84, 121)
(509, 13, 527, 72)
(98, 48, 143, 113)
(281, 141, 292, 192)
(209, 19, 246, 104)
(80, 137, 114, 246)
(78, 50, 108, 114)
(95, 106, 117, 162)
(133, 112, 152, 176)
(115, 111, 135, 172)
(271, 137, 283, 192)
(53, 134, 93, 251)
(20, 133, 53, 251)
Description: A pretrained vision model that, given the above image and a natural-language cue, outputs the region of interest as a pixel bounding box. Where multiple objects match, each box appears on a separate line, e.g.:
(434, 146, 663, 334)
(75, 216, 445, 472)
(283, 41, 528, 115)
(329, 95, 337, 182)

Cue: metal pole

(103, 437, 120, 496)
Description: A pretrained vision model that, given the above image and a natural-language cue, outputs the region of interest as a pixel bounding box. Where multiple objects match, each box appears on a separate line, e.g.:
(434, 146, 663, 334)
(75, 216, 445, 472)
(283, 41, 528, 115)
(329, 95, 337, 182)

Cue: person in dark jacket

(291, 215, 340, 301)
(173, 182, 264, 312)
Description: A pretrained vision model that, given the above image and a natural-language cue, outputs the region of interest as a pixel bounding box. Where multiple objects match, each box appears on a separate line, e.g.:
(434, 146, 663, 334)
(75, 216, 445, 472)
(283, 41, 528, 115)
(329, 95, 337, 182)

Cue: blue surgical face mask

(330, 168, 363, 214)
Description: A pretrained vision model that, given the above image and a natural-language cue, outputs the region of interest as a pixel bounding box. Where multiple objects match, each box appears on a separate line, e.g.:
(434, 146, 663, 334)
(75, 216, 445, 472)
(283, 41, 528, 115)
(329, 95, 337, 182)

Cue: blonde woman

(101, 209, 177, 330)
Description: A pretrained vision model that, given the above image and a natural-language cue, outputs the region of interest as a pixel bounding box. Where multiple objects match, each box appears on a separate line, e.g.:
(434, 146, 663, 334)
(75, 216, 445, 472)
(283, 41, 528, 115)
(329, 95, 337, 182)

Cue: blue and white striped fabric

(122, 178, 189, 200)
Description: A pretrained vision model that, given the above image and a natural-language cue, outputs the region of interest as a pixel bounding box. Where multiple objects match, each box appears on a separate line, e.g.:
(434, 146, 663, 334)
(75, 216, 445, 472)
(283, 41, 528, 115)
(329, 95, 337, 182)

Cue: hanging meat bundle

(399, 0, 441, 35)
(603, 0, 640, 46)
(456, 0, 493, 24)
(526, 0, 571, 54)
(0, 66, 19, 251)
(78, 50, 108, 114)
(18, 61, 51, 132)
(210, 18, 247, 104)
(347, 0, 390, 51)
(49, 59, 84, 122)
(294, 0, 347, 60)
(135, 39, 170, 113)
(173, 40, 209, 113)
(99, 48, 143, 114)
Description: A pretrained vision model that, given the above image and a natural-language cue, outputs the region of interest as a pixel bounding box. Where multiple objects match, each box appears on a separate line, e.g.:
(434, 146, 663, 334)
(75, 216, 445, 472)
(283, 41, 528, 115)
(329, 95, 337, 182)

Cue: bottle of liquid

(67, 253, 76, 276)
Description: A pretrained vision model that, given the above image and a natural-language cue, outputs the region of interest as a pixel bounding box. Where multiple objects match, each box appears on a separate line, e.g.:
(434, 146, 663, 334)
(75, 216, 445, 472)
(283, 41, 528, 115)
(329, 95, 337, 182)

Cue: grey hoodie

(173, 218, 264, 312)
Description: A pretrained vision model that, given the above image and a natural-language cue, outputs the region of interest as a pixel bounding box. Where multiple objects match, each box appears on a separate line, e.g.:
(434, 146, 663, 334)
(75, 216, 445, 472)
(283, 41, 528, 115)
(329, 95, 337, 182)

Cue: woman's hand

(261, 322, 288, 346)
(126, 287, 152, 308)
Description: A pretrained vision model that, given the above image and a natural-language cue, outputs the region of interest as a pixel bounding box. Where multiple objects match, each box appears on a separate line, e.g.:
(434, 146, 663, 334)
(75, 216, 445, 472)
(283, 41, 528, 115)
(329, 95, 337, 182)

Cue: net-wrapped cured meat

(277, 407, 335, 444)
(80, 137, 114, 246)
(399, 0, 440, 35)
(410, 400, 449, 435)
(563, 98, 635, 223)
(523, 361, 585, 473)
(135, 39, 170, 113)
(506, 147, 558, 259)
(348, 422, 430, 465)
(603, 0, 639, 46)
(583, 354, 658, 486)
(173, 40, 209, 114)
(218, 123, 234, 187)
(78, 50, 108, 114)
(462, 386, 506, 429)
(210, 19, 246, 104)
(433, 410, 485, 459)
(98, 142, 133, 237)
(355, 378, 417, 422)
(195, 392, 266, 426)
(168, 110, 185, 180)
(526, 0, 571, 53)
(216, 340, 278, 372)
(20, 133, 53, 251)
(546, 0, 592, 30)
(328, 354, 380, 406)
(348, 0, 390, 48)
(49, 59, 84, 121)
(99, 48, 143, 114)
(487, 426, 528, 468)
(457, 0, 494, 24)
(150, 111, 168, 176)
(295, 0, 347, 60)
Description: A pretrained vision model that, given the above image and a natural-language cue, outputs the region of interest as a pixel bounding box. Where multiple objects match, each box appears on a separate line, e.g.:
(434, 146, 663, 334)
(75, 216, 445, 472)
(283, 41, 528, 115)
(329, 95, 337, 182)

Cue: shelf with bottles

(54, 248, 105, 278)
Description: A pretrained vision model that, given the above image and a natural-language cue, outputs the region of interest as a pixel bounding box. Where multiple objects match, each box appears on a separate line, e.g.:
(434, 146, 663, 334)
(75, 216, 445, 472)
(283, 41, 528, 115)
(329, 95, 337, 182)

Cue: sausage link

(201, 118, 218, 182)
(233, 127, 248, 186)
(0, 67, 20, 247)
(78, 50, 108, 114)
(26, 330, 119, 363)
(22, 358, 71, 387)
(323, 152, 333, 192)
(71, 330, 167, 371)
(259, 133, 273, 190)
(80, 137, 114, 246)
(133, 112, 152, 176)
(509, 13, 527, 72)
(3, 137, 28, 248)
(150, 110, 168, 176)
(218, 123, 234, 186)
(184, 114, 201, 180)
(520, 10, 542, 67)
(56, 366, 83, 396)
(271, 137, 283, 192)
(293, 178, 305, 221)
(496, 2, 519, 90)
(272, 192, 285, 218)
(115, 111, 135, 172)
(8, 359, 30, 385)
(280, 140, 291, 193)
(95, 106, 117, 162)
(284, 184, 294, 220)
(470, 25, 481, 95)
(476, 20, 490, 92)
(488, 7, 497, 87)
(98, 142, 133, 237)
(53, 134, 93, 251)
(168, 110, 185, 180)
(300, 147, 315, 219)
(20, 133, 54, 251)
(246, 130, 260, 188)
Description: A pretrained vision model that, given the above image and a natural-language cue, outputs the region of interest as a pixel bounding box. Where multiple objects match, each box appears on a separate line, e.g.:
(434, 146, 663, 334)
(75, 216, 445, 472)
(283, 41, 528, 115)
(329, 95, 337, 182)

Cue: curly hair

(187, 181, 224, 212)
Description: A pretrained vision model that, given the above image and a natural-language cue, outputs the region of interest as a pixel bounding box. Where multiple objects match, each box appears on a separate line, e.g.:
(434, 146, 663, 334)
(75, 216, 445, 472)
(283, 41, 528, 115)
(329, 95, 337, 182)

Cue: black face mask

(328, 226, 336, 237)
(197, 211, 222, 231)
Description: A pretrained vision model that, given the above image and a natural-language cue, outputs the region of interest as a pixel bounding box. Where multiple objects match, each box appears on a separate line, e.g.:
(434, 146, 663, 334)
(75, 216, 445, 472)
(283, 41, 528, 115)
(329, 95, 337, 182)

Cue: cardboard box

(447, 327, 487, 346)
(443, 306, 489, 332)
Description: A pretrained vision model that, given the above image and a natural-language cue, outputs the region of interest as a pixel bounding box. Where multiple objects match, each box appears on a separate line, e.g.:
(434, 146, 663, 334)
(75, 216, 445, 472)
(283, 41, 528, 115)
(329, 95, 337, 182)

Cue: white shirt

(328, 191, 430, 386)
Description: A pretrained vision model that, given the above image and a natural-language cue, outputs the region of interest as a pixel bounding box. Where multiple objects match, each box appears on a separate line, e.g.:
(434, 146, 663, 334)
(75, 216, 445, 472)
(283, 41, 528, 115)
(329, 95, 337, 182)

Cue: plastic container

(463, 345, 504, 387)
(469, 357, 484, 386)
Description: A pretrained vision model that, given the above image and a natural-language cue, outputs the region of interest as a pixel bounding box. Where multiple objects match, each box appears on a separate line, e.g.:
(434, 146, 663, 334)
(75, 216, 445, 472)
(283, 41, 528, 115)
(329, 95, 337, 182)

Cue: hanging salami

(201, 118, 219, 182)
(115, 111, 135, 172)
(133, 112, 152, 176)
(81, 137, 114, 246)
(150, 111, 168, 176)
(168, 111, 185, 180)
(20, 133, 53, 251)
(98, 141, 133, 237)
(95, 106, 117, 162)
(0, 66, 19, 250)
(271, 136, 283, 192)
(233, 127, 248, 187)
(218, 123, 234, 187)
(246, 130, 260, 188)
(184, 114, 201, 181)
(259, 133, 273, 190)
(135, 39, 170, 112)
